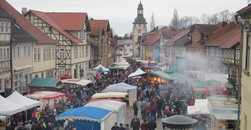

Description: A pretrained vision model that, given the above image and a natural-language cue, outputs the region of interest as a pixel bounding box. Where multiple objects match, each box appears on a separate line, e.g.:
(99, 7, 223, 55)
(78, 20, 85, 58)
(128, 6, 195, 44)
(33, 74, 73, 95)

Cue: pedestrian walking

(148, 117, 157, 130)
(140, 119, 148, 130)
(133, 101, 138, 116)
(111, 122, 119, 130)
(140, 99, 147, 119)
(130, 115, 140, 130)
(119, 123, 125, 130)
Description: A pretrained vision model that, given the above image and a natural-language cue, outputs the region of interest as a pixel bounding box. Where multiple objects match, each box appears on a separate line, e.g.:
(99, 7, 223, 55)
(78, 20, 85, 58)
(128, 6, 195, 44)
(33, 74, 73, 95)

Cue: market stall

(92, 92, 128, 100)
(28, 78, 60, 93)
(61, 78, 93, 87)
(6, 91, 40, 110)
(149, 71, 176, 83)
(0, 95, 24, 116)
(85, 100, 126, 125)
(94, 64, 109, 72)
(101, 83, 137, 106)
(56, 106, 115, 130)
(128, 68, 146, 78)
(25, 91, 66, 108)
(87, 99, 122, 103)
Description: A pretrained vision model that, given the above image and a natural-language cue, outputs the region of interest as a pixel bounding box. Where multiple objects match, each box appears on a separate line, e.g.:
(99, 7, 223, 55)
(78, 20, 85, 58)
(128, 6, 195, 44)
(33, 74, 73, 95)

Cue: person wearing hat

(111, 122, 119, 130)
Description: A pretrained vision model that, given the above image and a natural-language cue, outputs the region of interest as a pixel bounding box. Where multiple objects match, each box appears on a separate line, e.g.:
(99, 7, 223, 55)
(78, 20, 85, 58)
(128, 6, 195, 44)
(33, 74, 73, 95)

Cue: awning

(92, 92, 128, 99)
(191, 79, 233, 88)
(102, 83, 137, 93)
(150, 71, 176, 80)
(61, 79, 92, 86)
(29, 78, 58, 87)
(0, 95, 24, 116)
(107, 67, 124, 70)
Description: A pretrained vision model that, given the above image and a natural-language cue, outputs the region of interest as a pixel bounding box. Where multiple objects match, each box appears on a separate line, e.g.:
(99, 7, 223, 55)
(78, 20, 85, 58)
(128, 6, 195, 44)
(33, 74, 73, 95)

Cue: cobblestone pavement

(125, 101, 163, 130)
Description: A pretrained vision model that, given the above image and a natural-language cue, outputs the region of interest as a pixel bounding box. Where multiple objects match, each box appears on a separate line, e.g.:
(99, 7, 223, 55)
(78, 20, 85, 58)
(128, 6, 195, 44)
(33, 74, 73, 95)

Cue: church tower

(132, 1, 147, 58)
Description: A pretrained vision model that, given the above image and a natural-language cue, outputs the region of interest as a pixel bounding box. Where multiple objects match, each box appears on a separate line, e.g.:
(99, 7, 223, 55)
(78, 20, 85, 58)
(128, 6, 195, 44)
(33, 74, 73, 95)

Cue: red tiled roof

(46, 13, 87, 31)
(89, 20, 109, 34)
(164, 29, 190, 46)
(220, 32, 241, 48)
(205, 24, 241, 47)
(160, 28, 181, 39)
(237, 4, 251, 14)
(192, 23, 222, 36)
(0, 0, 57, 44)
(28, 10, 84, 43)
(142, 31, 159, 45)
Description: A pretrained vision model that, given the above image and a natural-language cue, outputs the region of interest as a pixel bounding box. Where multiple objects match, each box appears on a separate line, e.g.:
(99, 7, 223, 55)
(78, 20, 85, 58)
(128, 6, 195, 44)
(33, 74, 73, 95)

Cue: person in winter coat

(148, 117, 157, 130)
(133, 101, 138, 116)
(140, 119, 148, 130)
(130, 115, 140, 130)
(111, 122, 119, 130)
(145, 103, 151, 120)
(140, 99, 147, 119)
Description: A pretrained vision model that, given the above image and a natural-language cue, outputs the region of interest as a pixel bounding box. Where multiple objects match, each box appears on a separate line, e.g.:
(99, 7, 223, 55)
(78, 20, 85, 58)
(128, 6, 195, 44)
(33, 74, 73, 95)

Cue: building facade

(117, 39, 133, 57)
(237, 4, 251, 130)
(24, 11, 91, 78)
(132, 1, 147, 58)
(0, 6, 13, 95)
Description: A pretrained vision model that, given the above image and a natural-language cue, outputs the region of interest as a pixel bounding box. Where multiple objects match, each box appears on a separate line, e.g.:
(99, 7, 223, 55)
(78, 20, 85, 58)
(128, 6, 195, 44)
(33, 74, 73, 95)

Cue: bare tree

(170, 8, 180, 30)
(150, 12, 156, 31)
(201, 14, 211, 24)
(209, 13, 219, 24)
(218, 10, 235, 22)
(180, 16, 200, 28)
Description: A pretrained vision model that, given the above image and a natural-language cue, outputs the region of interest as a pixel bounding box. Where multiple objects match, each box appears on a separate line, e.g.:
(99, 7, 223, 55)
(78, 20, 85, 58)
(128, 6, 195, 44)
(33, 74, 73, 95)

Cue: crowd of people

(4, 58, 206, 130)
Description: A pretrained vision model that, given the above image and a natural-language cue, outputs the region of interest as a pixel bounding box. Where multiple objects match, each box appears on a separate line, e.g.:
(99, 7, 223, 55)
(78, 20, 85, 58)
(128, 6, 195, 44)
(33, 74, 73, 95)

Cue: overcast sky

(7, 0, 247, 35)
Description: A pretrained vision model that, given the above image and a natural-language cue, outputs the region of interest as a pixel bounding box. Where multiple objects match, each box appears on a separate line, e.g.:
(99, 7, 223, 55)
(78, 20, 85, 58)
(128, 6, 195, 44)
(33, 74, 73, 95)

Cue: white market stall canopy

(6, 91, 40, 110)
(92, 92, 128, 99)
(128, 68, 146, 78)
(205, 73, 228, 83)
(188, 99, 212, 115)
(0, 95, 24, 116)
(85, 100, 126, 124)
(61, 78, 92, 86)
(26, 91, 66, 100)
(94, 64, 109, 71)
(102, 83, 137, 93)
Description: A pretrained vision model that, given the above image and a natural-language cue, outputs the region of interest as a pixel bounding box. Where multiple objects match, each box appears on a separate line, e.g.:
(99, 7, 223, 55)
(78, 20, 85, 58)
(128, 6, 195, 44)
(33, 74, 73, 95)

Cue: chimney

(22, 7, 27, 15)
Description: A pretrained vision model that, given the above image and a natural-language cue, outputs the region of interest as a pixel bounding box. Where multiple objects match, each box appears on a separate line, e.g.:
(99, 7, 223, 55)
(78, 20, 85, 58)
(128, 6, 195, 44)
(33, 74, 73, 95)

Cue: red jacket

(141, 122, 148, 130)
(145, 104, 151, 113)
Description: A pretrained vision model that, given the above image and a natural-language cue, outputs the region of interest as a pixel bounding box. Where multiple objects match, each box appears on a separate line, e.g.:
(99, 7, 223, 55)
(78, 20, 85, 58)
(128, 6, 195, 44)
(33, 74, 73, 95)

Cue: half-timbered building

(24, 10, 91, 78)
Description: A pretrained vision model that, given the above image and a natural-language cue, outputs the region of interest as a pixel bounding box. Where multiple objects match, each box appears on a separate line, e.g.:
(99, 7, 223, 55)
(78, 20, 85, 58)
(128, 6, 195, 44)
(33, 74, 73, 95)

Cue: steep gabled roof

(89, 19, 110, 35)
(190, 23, 223, 37)
(160, 27, 180, 39)
(0, 0, 57, 44)
(12, 23, 36, 42)
(165, 29, 190, 46)
(46, 13, 88, 31)
(142, 31, 159, 45)
(0, 5, 14, 20)
(205, 24, 241, 47)
(27, 10, 86, 43)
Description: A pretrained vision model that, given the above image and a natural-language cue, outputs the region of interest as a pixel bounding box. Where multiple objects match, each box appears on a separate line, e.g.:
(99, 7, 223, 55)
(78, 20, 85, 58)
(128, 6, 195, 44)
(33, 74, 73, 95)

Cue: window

(28, 46, 30, 56)
(37, 48, 40, 62)
(24, 45, 26, 57)
(52, 47, 54, 59)
(138, 29, 141, 34)
(7, 48, 9, 60)
(79, 29, 85, 40)
(245, 34, 250, 71)
(0, 48, 2, 60)
(14, 74, 18, 86)
(5, 22, 9, 32)
(74, 47, 78, 58)
(0, 22, 3, 32)
(3, 48, 6, 60)
(43, 48, 46, 60)
(49, 47, 51, 60)
(236, 50, 240, 60)
(34, 48, 37, 62)
(195, 33, 199, 42)
(85, 46, 88, 57)
(79, 47, 81, 58)
(82, 46, 84, 57)
(59, 68, 65, 76)
(12, 46, 15, 59)
(216, 48, 219, 56)
(210, 47, 215, 56)
(60, 49, 65, 58)
(17, 46, 20, 58)
(219, 49, 222, 57)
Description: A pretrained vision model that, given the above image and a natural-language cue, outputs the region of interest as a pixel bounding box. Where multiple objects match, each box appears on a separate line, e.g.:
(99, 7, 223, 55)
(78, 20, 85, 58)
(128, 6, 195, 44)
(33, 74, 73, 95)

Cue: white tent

(188, 99, 212, 115)
(6, 91, 40, 110)
(94, 64, 109, 71)
(0, 95, 24, 116)
(92, 92, 128, 99)
(101, 83, 137, 106)
(128, 68, 146, 78)
(85, 100, 126, 125)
